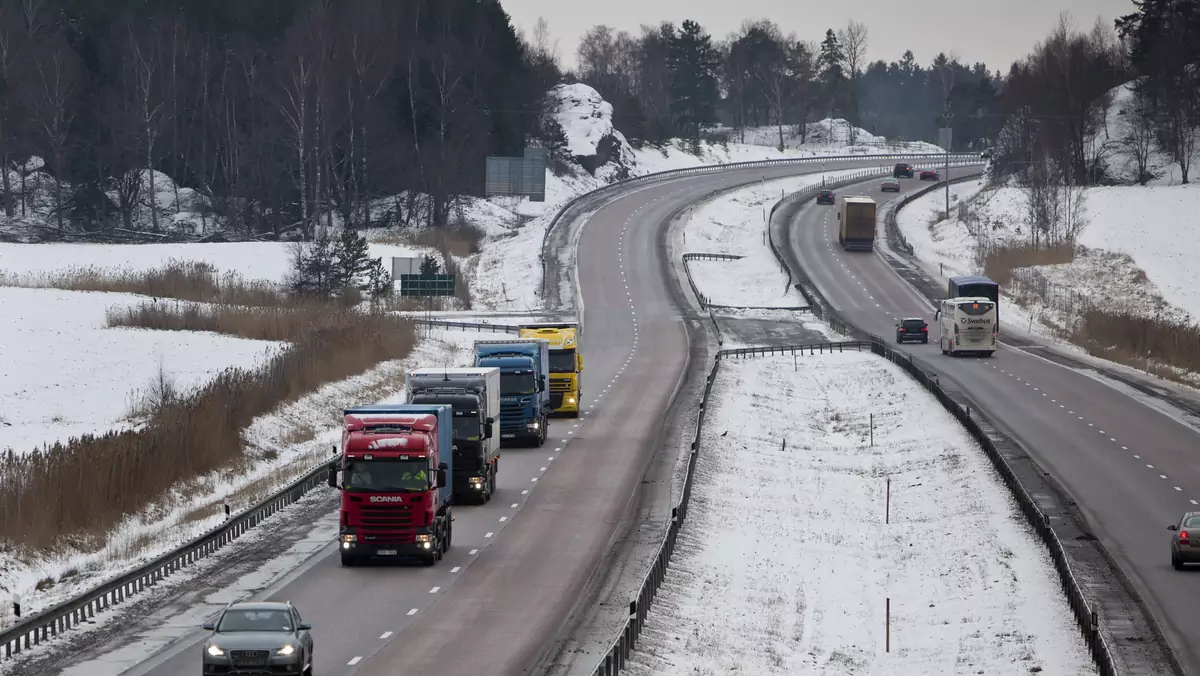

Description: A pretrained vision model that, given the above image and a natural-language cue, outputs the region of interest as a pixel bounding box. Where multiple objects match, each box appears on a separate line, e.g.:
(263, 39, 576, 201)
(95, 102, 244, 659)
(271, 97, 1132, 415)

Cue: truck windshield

(501, 373, 537, 396)
(452, 416, 481, 441)
(548, 349, 576, 373)
(343, 459, 430, 492)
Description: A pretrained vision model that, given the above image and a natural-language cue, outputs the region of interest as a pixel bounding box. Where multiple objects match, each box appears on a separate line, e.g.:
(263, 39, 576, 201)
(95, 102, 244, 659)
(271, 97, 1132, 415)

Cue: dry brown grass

(1, 260, 288, 307)
(981, 243, 1076, 287)
(374, 222, 487, 258)
(1072, 310, 1200, 378)
(0, 268, 416, 551)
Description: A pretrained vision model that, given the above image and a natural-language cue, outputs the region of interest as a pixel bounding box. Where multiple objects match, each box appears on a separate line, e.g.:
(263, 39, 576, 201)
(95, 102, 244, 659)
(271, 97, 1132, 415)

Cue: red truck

(328, 405, 454, 566)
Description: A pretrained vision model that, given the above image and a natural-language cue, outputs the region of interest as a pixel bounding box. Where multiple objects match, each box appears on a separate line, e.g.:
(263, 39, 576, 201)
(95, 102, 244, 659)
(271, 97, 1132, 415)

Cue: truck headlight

(415, 533, 434, 543)
(207, 645, 225, 657)
(469, 476, 484, 488)
(530, 421, 539, 429)
(341, 534, 357, 543)
(567, 397, 576, 404)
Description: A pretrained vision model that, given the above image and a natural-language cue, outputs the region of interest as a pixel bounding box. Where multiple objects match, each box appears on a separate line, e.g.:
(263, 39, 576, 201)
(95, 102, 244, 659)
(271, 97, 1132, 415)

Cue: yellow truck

(518, 322, 583, 417)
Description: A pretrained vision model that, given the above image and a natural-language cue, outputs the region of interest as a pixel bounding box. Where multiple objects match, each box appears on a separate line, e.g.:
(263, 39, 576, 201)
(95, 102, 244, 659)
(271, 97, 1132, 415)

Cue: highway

(780, 174, 1200, 674)
(98, 157, 914, 676)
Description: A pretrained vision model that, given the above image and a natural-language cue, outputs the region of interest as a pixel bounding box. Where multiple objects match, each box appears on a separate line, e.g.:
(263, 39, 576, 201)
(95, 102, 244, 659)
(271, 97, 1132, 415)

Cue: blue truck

(474, 339, 551, 447)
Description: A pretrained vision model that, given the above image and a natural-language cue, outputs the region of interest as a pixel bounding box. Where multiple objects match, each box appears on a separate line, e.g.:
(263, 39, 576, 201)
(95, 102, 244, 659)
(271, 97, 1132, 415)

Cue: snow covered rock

(544, 83, 634, 175)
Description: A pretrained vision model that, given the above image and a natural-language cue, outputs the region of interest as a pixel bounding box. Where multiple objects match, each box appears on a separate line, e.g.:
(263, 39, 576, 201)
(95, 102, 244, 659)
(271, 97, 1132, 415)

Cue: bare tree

(531, 16, 559, 68)
(21, 31, 78, 229)
(576, 25, 616, 87)
(837, 20, 867, 141)
(279, 18, 316, 238)
(1119, 89, 1158, 184)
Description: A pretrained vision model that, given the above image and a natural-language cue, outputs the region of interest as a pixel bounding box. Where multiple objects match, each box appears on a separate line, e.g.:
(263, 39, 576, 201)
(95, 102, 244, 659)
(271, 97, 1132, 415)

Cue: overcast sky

(501, 0, 1136, 72)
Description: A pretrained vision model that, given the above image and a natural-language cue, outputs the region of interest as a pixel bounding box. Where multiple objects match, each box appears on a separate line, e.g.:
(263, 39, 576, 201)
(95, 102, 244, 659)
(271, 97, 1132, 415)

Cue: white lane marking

(1121, 446, 1128, 450)
(469, 549, 479, 555)
(511, 503, 519, 508)
(540, 466, 548, 471)
(430, 586, 441, 593)
(521, 490, 529, 495)
(531, 477, 539, 482)
(1175, 486, 1184, 491)
(407, 609, 418, 616)
(1099, 430, 1105, 434)
(450, 566, 461, 573)
(1192, 500, 1198, 505)
(1160, 474, 1168, 479)
(499, 516, 507, 522)
(485, 531, 495, 537)
(380, 631, 393, 639)
(348, 657, 363, 666)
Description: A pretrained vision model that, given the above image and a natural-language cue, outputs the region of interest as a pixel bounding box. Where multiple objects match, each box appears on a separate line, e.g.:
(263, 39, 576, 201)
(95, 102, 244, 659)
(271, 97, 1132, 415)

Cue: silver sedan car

(202, 601, 314, 675)
(1168, 512, 1200, 569)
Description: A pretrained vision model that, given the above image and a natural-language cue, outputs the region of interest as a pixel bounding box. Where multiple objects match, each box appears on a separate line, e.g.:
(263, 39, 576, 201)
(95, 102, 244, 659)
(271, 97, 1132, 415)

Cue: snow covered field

(0, 287, 285, 455)
(624, 350, 1096, 676)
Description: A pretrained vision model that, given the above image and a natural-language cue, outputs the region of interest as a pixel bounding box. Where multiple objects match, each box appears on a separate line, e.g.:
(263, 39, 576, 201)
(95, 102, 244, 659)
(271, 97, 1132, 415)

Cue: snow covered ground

(681, 167, 895, 309)
(0, 287, 285, 455)
(714, 119, 946, 155)
(623, 350, 1097, 676)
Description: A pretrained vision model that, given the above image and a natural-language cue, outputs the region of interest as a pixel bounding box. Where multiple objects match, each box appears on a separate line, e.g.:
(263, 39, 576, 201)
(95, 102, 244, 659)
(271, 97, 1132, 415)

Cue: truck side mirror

(485, 417, 495, 425)
(436, 462, 448, 488)
(326, 462, 338, 488)
(539, 376, 546, 392)
(577, 355, 584, 372)
(483, 425, 492, 440)
(934, 310, 941, 321)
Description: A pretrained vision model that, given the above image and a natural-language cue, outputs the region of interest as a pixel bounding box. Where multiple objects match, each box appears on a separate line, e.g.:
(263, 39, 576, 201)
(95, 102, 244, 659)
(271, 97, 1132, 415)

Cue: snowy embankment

(893, 79, 1200, 346)
(624, 351, 1097, 676)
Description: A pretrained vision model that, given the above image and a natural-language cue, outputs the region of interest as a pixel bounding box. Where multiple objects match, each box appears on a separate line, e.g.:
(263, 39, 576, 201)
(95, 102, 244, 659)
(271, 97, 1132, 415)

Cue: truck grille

(499, 401, 526, 429)
(356, 502, 414, 527)
(549, 380, 571, 391)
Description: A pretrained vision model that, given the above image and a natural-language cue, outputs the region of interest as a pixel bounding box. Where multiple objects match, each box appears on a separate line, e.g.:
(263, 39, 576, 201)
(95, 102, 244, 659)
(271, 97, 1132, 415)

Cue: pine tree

(363, 257, 392, 299)
(333, 228, 374, 290)
(420, 252, 441, 276)
(667, 20, 721, 146)
(818, 29, 848, 119)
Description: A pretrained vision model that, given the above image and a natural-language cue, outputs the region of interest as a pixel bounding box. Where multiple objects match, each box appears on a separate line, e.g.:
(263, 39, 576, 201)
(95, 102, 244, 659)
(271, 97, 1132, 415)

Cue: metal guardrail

(0, 464, 330, 661)
(589, 337, 863, 676)
(538, 151, 982, 306)
(410, 318, 521, 334)
(882, 170, 986, 256)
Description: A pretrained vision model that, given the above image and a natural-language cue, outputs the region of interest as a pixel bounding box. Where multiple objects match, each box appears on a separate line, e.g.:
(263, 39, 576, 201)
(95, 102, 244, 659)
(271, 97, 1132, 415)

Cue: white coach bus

(935, 296, 997, 357)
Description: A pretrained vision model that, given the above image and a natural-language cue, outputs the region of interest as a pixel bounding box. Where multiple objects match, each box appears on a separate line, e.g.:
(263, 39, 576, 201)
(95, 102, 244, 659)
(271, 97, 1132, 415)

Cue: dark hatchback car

(202, 601, 314, 676)
(1168, 512, 1200, 569)
(816, 189, 835, 204)
(920, 169, 939, 181)
(895, 317, 928, 343)
(893, 162, 914, 178)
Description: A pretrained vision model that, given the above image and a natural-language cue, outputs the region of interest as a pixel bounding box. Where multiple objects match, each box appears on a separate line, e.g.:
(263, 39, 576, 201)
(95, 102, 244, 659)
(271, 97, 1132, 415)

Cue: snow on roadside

(0, 325, 515, 631)
(624, 350, 1096, 676)
(681, 167, 892, 309)
(0, 287, 285, 454)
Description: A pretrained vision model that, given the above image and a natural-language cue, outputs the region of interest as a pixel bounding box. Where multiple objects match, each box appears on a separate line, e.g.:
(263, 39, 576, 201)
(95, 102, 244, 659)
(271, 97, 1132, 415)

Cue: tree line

(0, 0, 557, 237)
(568, 18, 1005, 151)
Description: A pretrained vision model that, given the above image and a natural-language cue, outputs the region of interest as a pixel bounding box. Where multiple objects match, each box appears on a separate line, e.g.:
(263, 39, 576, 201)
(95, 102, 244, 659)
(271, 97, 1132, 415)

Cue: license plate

(377, 549, 397, 556)
(234, 659, 266, 667)
(501, 433, 516, 439)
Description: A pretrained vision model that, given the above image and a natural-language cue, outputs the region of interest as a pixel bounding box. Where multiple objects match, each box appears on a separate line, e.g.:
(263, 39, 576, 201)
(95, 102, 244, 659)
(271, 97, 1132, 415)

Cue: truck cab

(330, 409, 453, 567)
(518, 323, 583, 418)
(474, 339, 551, 446)
(405, 369, 501, 505)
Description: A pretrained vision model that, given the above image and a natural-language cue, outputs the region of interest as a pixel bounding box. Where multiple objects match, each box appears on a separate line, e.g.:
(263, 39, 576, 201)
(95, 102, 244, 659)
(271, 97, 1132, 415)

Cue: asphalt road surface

(783, 174, 1200, 675)
(116, 157, 948, 676)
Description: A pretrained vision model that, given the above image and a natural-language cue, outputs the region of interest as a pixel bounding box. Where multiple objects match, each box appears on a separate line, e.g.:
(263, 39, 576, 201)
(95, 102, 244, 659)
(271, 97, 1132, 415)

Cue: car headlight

(277, 644, 295, 656)
(207, 645, 225, 656)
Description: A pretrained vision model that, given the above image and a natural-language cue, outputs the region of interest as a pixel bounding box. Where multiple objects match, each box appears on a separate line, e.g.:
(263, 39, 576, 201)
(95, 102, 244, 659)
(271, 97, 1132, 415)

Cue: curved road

(114, 157, 943, 676)
(782, 175, 1200, 674)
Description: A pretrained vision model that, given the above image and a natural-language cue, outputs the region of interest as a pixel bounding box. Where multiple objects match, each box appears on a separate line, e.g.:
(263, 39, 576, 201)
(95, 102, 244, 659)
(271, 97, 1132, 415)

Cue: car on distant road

(895, 317, 928, 343)
(816, 189, 835, 204)
(202, 601, 314, 676)
(893, 162, 914, 178)
(1168, 512, 1200, 569)
(881, 177, 901, 192)
(920, 169, 939, 181)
